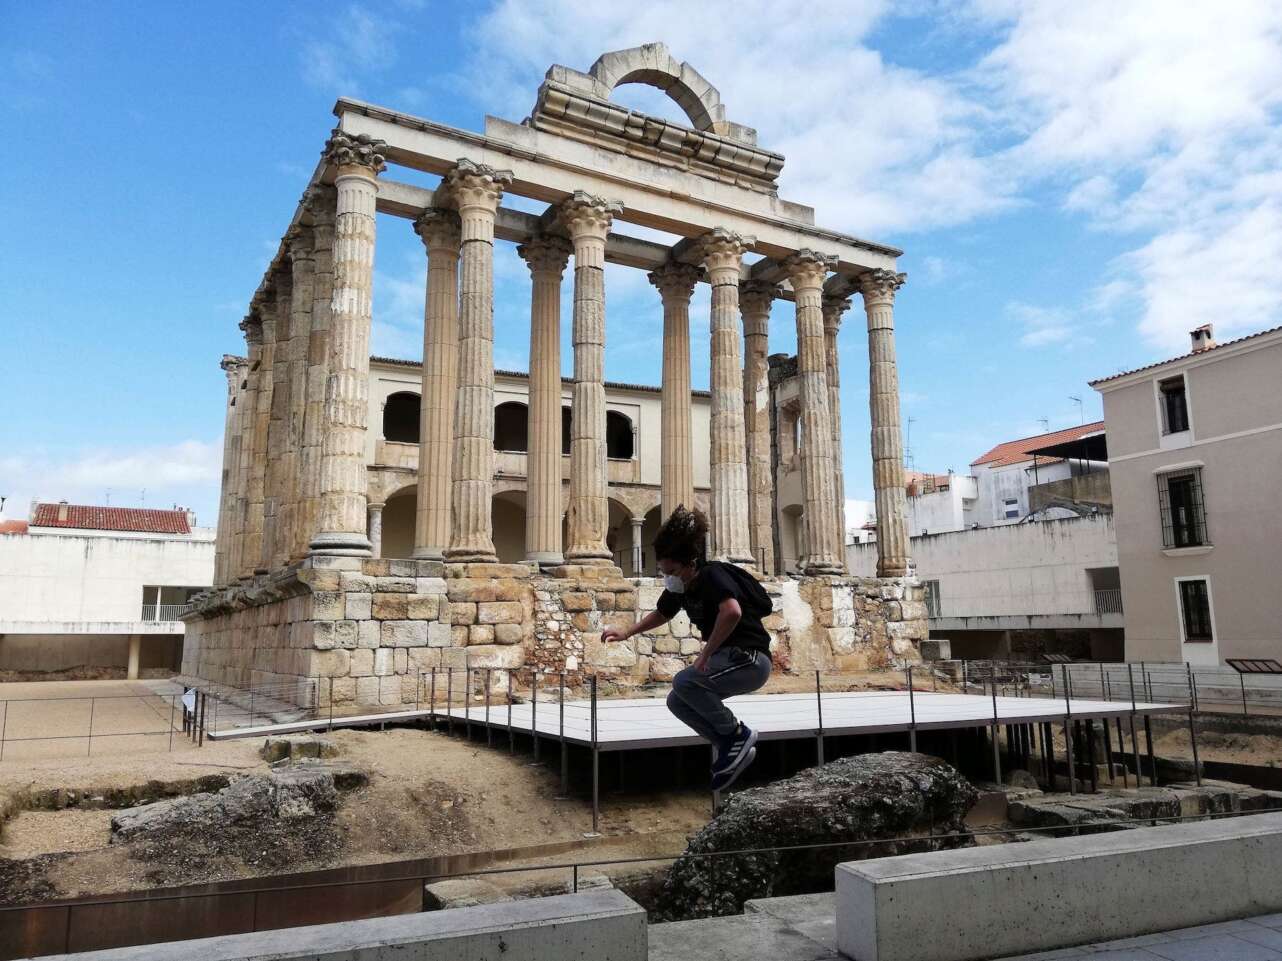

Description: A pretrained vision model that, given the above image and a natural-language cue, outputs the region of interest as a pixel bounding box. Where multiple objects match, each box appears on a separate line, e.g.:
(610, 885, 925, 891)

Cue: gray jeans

(666, 646, 771, 742)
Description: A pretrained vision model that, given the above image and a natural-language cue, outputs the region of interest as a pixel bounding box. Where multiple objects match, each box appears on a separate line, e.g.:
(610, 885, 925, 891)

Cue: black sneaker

(711, 723, 758, 791)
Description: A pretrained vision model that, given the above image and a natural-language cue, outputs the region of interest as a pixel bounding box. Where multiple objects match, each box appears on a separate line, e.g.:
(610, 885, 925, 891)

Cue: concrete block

(836, 811, 1282, 961)
(920, 639, 950, 661)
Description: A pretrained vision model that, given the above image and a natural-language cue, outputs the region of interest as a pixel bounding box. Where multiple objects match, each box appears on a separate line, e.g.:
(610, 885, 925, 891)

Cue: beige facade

(1092, 325, 1282, 665)
(186, 45, 925, 705)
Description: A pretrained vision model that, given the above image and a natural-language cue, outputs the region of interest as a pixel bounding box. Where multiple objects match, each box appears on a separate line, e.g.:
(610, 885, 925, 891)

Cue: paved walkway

(648, 894, 1282, 961)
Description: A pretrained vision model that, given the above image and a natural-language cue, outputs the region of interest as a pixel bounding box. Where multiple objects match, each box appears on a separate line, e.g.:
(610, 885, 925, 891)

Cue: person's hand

(601, 627, 627, 644)
(693, 653, 710, 674)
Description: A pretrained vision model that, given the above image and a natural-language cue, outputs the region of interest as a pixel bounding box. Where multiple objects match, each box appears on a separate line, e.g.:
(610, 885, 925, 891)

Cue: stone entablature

(183, 560, 925, 705)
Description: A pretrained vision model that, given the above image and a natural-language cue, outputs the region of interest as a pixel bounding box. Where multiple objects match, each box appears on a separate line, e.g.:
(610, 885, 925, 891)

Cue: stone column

(412, 208, 462, 560)
(299, 187, 335, 561)
(783, 250, 843, 574)
(630, 516, 644, 575)
(740, 280, 777, 574)
(648, 262, 700, 521)
(367, 503, 385, 559)
(518, 234, 572, 566)
(262, 268, 291, 570)
(280, 224, 315, 565)
(127, 635, 141, 681)
(246, 292, 277, 575)
(309, 130, 386, 557)
(823, 295, 852, 570)
(214, 355, 242, 586)
(702, 229, 755, 566)
(233, 317, 264, 580)
(445, 160, 513, 563)
(859, 268, 911, 577)
(559, 191, 622, 564)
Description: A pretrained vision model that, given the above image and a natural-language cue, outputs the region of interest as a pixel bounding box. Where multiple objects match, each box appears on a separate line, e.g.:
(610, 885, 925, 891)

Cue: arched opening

(606, 411, 634, 459)
(495, 401, 529, 453)
(492, 490, 527, 563)
(381, 486, 417, 559)
(640, 505, 663, 576)
(561, 407, 572, 456)
(606, 498, 635, 572)
(383, 392, 420, 444)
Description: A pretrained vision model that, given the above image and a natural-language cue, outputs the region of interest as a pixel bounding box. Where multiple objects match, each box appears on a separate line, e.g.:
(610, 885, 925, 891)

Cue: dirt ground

(1153, 727, 1282, 767)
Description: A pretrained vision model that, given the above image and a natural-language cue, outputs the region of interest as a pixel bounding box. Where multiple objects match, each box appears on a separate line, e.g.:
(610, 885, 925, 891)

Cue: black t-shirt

(656, 561, 773, 653)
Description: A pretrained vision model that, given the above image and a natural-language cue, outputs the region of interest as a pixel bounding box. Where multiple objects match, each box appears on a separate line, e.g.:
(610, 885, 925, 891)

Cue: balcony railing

(141, 603, 195, 622)
(1093, 589, 1123, 615)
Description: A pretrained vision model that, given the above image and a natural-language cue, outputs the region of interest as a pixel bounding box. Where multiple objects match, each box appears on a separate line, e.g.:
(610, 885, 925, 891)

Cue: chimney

(185, 508, 197, 528)
(57, 500, 69, 522)
(1190, 324, 1216, 353)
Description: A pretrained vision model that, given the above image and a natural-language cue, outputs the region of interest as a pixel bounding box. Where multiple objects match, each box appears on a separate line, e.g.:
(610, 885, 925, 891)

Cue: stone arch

(381, 483, 417, 559)
(588, 44, 726, 134)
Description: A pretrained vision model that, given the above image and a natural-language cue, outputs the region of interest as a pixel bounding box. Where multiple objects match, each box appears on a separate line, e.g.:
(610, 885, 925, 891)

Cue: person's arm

(694, 597, 742, 672)
(601, 608, 670, 644)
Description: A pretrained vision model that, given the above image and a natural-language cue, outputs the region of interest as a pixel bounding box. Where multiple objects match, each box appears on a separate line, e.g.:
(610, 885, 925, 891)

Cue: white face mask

(663, 574, 686, 594)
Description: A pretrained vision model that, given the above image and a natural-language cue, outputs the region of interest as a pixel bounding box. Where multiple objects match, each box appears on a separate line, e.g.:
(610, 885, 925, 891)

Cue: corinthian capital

(444, 158, 513, 213)
(821, 295, 852, 333)
(239, 314, 263, 346)
(557, 191, 622, 241)
(740, 280, 780, 318)
(699, 228, 755, 276)
(517, 234, 572, 278)
(857, 268, 907, 305)
(782, 249, 838, 293)
(322, 129, 387, 174)
(413, 207, 462, 252)
(647, 261, 702, 303)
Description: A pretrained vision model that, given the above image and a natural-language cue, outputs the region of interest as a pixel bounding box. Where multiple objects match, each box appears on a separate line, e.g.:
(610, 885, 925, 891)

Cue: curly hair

(652, 505, 708, 565)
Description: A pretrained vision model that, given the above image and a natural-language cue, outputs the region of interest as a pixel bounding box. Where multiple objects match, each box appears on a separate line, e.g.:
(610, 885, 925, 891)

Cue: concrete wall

(1098, 333, 1282, 664)
(973, 458, 1073, 528)
(0, 530, 214, 624)
(905, 475, 977, 537)
(1028, 469, 1112, 513)
(0, 633, 181, 672)
(848, 514, 1118, 619)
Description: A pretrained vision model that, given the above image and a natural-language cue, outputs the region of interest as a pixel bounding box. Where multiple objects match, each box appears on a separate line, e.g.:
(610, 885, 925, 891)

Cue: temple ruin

(184, 43, 925, 705)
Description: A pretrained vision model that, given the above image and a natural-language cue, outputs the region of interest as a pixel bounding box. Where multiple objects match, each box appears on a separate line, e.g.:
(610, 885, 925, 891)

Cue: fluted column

(741, 280, 777, 574)
(233, 318, 263, 580)
(702, 228, 755, 566)
(280, 224, 315, 565)
(298, 186, 335, 560)
(309, 130, 386, 557)
(262, 268, 292, 570)
(246, 293, 277, 574)
(412, 208, 462, 560)
(859, 268, 911, 577)
(559, 192, 622, 564)
(648, 262, 700, 521)
(367, 503, 385, 559)
(518, 234, 572, 566)
(445, 160, 513, 563)
(214, 355, 243, 586)
(823, 295, 852, 570)
(784, 250, 843, 574)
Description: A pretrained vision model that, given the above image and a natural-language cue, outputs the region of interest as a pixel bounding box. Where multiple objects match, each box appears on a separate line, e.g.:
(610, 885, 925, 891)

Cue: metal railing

(1093, 589, 1124, 614)
(0, 687, 188, 761)
(141, 603, 195, 621)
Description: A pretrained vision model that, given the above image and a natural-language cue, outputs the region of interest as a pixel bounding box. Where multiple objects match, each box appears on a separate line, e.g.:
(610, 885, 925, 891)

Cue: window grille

(923, 580, 941, 618)
(1179, 579, 1213, 642)
(1159, 376, 1189, 434)
(1157, 468, 1208, 548)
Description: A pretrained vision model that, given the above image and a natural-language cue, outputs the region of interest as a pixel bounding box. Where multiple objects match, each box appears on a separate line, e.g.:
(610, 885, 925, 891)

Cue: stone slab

(39, 889, 646, 960)
(648, 912, 839, 961)
(836, 812, 1282, 961)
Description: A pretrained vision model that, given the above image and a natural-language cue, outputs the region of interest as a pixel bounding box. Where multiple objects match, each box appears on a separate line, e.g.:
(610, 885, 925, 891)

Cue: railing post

(815, 670, 825, 766)
(1186, 664, 1202, 786)
(167, 694, 176, 752)
(429, 668, 437, 726)
(485, 669, 493, 747)
(447, 669, 455, 737)
(87, 697, 96, 757)
(1127, 663, 1141, 786)
(1062, 666, 1075, 794)
(559, 671, 568, 795)
(590, 674, 599, 835)
(1241, 672, 1249, 717)
(507, 669, 515, 753)
(990, 673, 1002, 785)
(907, 665, 917, 753)
(532, 671, 540, 762)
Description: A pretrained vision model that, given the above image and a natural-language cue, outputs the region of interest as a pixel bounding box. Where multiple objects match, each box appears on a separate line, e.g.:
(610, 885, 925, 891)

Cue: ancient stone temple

(185, 44, 925, 705)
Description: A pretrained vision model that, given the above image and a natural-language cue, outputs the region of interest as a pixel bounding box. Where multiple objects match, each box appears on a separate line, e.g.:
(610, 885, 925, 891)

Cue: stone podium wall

(182, 559, 926, 707)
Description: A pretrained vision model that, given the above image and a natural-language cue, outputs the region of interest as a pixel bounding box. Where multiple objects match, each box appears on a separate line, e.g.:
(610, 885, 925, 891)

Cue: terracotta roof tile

(0, 520, 28, 534)
(970, 421, 1106, 469)
(31, 503, 191, 534)
(1089, 325, 1282, 386)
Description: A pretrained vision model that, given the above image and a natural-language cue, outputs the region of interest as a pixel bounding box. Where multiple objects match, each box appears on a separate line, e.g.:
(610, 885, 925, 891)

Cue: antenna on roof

(140, 488, 146, 506)
(105, 489, 111, 506)
(1069, 395, 1084, 423)
(1038, 417, 1049, 433)
(905, 417, 917, 474)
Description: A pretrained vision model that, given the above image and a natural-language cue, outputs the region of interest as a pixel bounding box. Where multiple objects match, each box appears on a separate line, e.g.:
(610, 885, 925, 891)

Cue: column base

(412, 547, 446, 561)
(308, 532, 373, 557)
(803, 562, 846, 576)
(526, 551, 565, 567)
(877, 565, 910, 578)
(444, 549, 500, 563)
(565, 550, 613, 564)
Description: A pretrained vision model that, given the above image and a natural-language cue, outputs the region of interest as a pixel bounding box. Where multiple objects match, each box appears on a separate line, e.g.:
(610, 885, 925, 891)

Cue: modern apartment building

(1091, 324, 1282, 665)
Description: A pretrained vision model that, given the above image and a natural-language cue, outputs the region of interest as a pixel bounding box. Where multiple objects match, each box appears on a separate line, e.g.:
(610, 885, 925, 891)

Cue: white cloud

(0, 441, 223, 527)
(299, 4, 402, 93)
(1008, 301, 1078, 348)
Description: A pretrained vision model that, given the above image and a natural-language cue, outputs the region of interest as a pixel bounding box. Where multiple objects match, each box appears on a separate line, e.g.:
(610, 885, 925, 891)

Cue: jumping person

(601, 507, 772, 790)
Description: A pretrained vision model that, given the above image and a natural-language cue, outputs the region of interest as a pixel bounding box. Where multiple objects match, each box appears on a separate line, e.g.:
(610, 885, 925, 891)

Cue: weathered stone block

(493, 623, 523, 644)
(451, 625, 469, 646)
(383, 620, 428, 648)
(407, 593, 440, 619)
(416, 576, 448, 594)
(571, 612, 595, 632)
(654, 636, 680, 654)
(373, 593, 409, 620)
(298, 569, 341, 592)
(562, 592, 594, 611)
(379, 674, 403, 705)
(469, 624, 495, 645)
(357, 620, 380, 649)
(312, 591, 344, 621)
(449, 583, 499, 603)
(595, 592, 616, 611)
(377, 577, 416, 594)
(345, 592, 373, 620)
(477, 601, 523, 625)
(585, 636, 637, 668)
(465, 644, 524, 670)
(314, 620, 357, 651)
(349, 649, 374, 677)
(680, 639, 702, 656)
(373, 648, 395, 676)
(615, 591, 637, 610)
(650, 656, 685, 682)
(355, 676, 380, 703)
(427, 622, 453, 648)
(339, 572, 376, 593)
(310, 650, 351, 678)
(451, 602, 478, 625)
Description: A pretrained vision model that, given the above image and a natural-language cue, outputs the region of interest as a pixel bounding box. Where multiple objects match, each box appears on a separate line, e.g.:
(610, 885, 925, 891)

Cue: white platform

(209, 689, 1184, 748)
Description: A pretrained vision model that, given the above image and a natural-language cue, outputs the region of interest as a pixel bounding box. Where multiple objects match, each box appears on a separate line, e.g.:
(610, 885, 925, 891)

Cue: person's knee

(672, 666, 701, 695)
(666, 688, 683, 713)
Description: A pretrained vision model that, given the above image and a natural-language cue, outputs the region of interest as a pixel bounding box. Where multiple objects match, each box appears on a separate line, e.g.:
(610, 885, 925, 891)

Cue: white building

(0, 503, 214, 677)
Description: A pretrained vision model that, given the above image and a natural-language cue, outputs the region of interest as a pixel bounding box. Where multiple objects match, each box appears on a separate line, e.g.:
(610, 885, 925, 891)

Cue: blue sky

(2, 1, 1280, 527)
